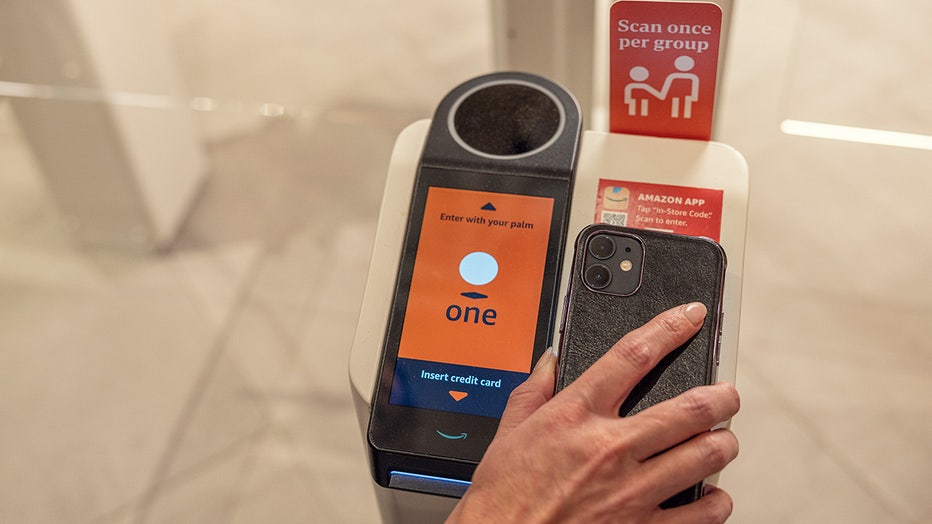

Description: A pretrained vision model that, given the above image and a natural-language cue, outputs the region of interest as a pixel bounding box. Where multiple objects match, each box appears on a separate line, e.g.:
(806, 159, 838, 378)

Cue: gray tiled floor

(2, 1, 931, 523)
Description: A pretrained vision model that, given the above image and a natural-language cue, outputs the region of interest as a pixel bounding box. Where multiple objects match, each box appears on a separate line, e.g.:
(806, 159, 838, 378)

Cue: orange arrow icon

(449, 391, 468, 402)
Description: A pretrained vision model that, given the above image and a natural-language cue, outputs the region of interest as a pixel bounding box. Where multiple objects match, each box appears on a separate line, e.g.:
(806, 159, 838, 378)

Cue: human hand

(447, 303, 740, 523)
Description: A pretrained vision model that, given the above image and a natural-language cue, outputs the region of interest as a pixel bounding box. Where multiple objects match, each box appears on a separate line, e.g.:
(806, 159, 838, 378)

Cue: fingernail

(683, 302, 707, 326)
(534, 346, 558, 372)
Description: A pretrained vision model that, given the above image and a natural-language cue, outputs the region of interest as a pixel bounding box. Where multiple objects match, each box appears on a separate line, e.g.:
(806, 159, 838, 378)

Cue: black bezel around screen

(368, 165, 572, 487)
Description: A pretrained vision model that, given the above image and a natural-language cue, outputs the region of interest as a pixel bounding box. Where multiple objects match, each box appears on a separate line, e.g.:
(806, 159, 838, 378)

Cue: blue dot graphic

(459, 252, 498, 286)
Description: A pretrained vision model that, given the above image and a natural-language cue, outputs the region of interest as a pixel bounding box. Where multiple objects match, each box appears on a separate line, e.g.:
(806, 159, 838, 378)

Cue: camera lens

(584, 264, 612, 290)
(588, 235, 616, 260)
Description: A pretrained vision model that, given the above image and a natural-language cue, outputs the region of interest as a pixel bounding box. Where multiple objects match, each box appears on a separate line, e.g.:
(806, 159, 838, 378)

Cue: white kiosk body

(350, 120, 747, 523)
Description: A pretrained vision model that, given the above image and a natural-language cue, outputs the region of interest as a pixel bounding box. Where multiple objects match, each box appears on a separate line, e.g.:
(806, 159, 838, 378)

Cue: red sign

(609, 1, 722, 140)
(595, 179, 724, 241)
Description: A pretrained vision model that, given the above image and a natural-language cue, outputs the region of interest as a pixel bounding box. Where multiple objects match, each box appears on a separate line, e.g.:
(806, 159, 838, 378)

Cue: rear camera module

(580, 229, 644, 296)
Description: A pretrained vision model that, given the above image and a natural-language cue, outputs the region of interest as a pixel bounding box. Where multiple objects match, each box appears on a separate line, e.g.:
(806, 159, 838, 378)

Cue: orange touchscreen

(397, 187, 554, 374)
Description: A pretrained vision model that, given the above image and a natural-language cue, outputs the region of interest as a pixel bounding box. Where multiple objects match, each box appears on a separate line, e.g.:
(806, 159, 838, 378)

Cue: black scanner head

(420, 71, 582, 180)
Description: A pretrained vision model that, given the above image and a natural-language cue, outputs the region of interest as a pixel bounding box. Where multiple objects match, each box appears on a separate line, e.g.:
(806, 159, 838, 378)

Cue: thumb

(495, 347, 557, 438)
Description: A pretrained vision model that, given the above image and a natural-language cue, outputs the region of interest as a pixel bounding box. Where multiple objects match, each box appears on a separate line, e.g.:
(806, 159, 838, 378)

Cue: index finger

(565, 302, 707, 415)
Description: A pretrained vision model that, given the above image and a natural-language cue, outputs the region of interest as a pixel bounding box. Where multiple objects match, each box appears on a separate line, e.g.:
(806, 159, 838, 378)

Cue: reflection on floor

(1, 1, 931, 523)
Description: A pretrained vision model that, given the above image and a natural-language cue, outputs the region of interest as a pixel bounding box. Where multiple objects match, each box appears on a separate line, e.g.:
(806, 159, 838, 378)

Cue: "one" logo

(445, 251, 498, 326)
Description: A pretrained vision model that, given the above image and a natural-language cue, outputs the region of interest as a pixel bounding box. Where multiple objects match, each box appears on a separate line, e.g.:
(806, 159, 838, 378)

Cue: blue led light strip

(389, 471, 472, 498)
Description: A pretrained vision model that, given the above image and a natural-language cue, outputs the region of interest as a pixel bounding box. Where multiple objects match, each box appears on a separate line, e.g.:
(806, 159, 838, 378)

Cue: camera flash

(620, 259, 633, 272)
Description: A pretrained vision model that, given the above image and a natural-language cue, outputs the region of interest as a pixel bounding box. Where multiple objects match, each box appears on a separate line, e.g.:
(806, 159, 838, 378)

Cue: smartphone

(557, 224, 726, 507)
(367, 72, 582, 496)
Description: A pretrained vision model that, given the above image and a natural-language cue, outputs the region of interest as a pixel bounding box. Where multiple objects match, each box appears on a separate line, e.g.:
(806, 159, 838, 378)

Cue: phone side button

(558, 293, 570, 335)
(713, 311, 723, 365)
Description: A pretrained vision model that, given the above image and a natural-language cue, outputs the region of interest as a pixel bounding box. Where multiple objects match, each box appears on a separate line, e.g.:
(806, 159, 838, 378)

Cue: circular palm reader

(449, 81, 565, 159)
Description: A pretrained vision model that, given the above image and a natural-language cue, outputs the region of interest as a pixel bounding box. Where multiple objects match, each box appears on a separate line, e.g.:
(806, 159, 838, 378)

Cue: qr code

(600, 211, 627, 226)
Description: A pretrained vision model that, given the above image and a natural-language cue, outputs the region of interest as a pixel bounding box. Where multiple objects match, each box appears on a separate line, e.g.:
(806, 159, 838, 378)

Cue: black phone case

(556, 224, 726, 508)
